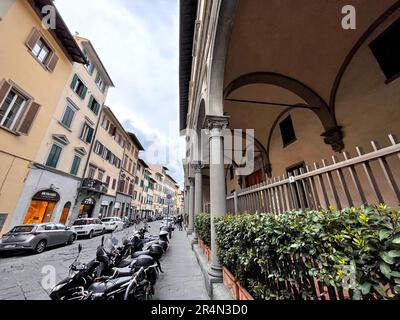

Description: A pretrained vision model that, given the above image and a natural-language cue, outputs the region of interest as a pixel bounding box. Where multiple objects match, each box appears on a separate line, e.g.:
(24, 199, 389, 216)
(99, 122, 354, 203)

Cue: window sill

(57, 121, 73, 132)
(282, 139, 297, 149)
(0, 126, 21, 136)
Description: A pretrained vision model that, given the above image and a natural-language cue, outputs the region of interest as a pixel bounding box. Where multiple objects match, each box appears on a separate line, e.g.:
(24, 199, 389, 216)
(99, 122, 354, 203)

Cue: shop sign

(101, 200, 109, 206)
(32, 189, 60, 202)
(82, 197, 96, 206)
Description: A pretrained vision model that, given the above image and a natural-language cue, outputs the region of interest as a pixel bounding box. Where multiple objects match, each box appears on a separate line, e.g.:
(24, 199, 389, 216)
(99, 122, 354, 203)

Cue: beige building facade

(0, 0, 86, 234)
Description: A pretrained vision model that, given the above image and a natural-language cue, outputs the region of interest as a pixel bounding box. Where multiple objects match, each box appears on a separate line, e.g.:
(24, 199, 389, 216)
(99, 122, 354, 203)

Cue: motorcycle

(50, 244, 100, 300)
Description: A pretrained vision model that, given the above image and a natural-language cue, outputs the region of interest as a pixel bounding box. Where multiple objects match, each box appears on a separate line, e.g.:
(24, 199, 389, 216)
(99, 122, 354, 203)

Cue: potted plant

(238, 282, 255, 300)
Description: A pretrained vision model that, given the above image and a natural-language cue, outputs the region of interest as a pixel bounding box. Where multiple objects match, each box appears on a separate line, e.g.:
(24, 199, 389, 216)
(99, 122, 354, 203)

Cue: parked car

(0, 223, 77, 254)
(101, 217, 124, 232)
(70, 218, 105, 239)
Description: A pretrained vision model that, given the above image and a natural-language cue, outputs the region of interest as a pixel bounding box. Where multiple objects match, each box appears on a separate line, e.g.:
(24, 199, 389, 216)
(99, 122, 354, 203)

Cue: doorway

(79, 197, 96, 218)
(59, 202, 71, 225)
(23, 189, 60, 225)
(286, 162, 312, 209)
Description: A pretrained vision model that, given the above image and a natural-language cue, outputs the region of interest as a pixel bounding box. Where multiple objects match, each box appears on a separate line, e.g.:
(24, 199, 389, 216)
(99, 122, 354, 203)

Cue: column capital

(203, 115, 230, 131)
(321, 126, 344, 153)
(192, 162, 203, 174)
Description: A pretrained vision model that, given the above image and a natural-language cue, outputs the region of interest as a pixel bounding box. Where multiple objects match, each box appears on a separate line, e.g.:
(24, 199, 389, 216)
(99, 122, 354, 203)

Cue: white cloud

(55, 0, 184, 185)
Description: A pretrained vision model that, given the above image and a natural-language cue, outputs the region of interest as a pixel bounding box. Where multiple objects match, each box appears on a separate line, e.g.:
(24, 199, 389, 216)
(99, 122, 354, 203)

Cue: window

(46, 144, 62, 168)
(88, 165, 96, 179)
(279, 115, 296, 146)
(94, 141, 103, 155)
(112, 179, 116, 190)
(70, 74, 87, 100)
(95, 72, 106, 92)
(105, 176, 111, 187)
(88, 95, 101, 115)
(32, 39, 50, 63)
(370, 17, 400, 82)
(101, 115, 110, 130)
(25, 29, 59, 72)
(80, 122, 94, 144)
(0, 89, 27, 130)
(98, 170, 105, 182)
(83, 49, 95, 75)
(70, 155, 81, 176)
(60, 104, 76, 128)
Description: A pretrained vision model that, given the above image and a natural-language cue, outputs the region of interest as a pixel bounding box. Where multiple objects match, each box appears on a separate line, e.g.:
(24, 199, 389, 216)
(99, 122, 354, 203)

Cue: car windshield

(10, 226, 35, 233)
(102, 218, 112, 222)
(73, 220, 88, 226)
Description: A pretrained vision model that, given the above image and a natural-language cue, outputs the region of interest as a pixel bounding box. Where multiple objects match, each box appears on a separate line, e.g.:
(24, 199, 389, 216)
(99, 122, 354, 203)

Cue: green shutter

(95, 102, 100, 115)
(86, 126, 94, 143)
(88, 95, 93, 110)
(70, 74, 78, 90)
(80, 85, 88, 100)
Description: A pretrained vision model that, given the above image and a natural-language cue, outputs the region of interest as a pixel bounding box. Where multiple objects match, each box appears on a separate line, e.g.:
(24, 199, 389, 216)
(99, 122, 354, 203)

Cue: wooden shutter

(46, 53, 59, 72)
(25, 28, 41, 51)
(86, 126, 94, 143)
(17, 102, 41, 135)
(70, 74, 78, 90)
(0, 80, 11, 109)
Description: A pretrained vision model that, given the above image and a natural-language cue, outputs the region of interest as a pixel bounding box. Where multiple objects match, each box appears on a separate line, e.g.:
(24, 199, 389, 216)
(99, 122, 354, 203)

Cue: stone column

(187, 177, 195, 234)
(193, 163, 203, 241)
(205, 115, 229, 279)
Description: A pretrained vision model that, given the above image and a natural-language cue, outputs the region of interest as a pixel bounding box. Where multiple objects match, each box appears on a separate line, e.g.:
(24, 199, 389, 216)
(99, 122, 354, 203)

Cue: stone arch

(208, 0, 240, 116)
(224, 72, 344, 152)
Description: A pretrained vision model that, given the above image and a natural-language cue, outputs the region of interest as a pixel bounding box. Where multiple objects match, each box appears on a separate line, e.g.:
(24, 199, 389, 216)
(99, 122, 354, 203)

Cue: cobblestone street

(0, 222, 208, 300)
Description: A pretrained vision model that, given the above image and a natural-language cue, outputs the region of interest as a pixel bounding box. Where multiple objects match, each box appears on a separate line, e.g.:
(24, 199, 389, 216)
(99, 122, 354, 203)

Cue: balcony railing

(227, 134, 400, 214)
(80, 178, 108, 194)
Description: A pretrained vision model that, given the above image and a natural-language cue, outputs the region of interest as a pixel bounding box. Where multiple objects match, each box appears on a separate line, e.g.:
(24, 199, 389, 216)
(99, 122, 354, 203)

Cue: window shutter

(89, 64, 95, 75)
(70, 74, 78, 90)
(17, 102, 41, 135)
(88, 95, 93, 109)
(80, 85, 88, 100)
(95, 102, 100, 115)
(86, 126, 94, 143)
(25, 28, 41, 51)
(0, 80, 11, 108)
(46, 53, 59, 72)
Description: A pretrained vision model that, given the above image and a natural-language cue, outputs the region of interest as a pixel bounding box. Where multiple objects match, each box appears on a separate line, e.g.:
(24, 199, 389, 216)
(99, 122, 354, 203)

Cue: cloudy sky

(56, 0, 185, 186)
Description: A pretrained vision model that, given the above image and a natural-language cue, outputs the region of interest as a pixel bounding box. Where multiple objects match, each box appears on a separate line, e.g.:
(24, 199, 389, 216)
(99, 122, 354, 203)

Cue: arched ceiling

(226, 83, 306, 147)
(224, 0, 397, 105)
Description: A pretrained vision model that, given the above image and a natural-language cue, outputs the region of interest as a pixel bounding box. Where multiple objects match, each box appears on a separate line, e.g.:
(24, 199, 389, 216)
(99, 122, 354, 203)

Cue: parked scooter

(50, 244, 100, 300)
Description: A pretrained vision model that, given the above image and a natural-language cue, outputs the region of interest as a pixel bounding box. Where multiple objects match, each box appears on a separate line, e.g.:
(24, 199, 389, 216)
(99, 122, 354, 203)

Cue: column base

(208, 263, 223, 280)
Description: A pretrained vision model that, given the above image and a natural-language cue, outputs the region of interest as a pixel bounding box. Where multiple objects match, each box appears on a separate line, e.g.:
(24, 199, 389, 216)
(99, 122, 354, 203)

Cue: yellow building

(133, 158, 149, 218)
(0, 0, 86, 234)
(12, 35, 114, 227)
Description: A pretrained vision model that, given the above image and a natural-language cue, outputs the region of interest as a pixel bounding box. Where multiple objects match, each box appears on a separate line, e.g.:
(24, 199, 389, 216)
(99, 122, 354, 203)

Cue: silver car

(0, 223, 77, 254)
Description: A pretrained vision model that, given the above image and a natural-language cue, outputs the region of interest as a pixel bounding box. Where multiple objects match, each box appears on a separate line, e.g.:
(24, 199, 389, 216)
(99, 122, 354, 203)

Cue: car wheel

(88, 230, 94, 239)
(67, 234, 75, 245)
(34, 240, 47, 254)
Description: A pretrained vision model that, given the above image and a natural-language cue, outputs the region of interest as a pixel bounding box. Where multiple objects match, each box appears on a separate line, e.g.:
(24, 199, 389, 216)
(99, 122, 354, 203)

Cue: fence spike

(343, 151, 351, 161)
(370, 140, 380, 151)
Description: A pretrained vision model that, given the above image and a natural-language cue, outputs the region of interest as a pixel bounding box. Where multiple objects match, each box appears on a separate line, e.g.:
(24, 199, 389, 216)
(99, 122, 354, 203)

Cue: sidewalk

(153, 226, 209, 300)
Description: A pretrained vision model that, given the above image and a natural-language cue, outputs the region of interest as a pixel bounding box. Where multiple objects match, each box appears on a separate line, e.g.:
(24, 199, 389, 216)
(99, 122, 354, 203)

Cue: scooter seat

(118, 259, 132, 268)
(132, 250, 150, 258)
(115, 266, 133, 277)
(88, 276, 131, 294)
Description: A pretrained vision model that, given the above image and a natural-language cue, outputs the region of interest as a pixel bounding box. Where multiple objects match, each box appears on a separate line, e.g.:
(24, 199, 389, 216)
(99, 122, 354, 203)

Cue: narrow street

(0, 222, 207, 300)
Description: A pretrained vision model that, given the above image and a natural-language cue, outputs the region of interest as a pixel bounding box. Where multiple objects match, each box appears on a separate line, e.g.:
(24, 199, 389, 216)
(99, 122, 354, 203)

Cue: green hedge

(215, 205, 400, 300)
(195, 213, 211, 247)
